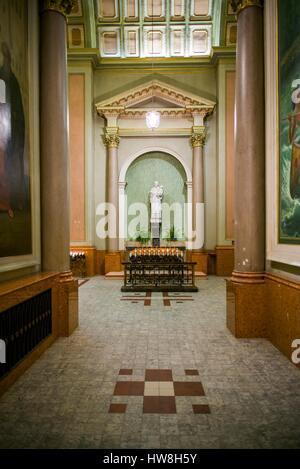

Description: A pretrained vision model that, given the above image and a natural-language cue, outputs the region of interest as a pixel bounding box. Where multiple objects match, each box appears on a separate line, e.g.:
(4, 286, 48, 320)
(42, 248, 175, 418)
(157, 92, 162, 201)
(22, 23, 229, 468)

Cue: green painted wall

(125, 152, 187, 240)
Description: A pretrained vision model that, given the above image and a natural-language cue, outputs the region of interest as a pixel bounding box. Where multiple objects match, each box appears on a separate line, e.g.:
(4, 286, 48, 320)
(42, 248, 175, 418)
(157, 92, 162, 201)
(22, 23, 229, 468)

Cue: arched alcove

(125, 152, 187, 240)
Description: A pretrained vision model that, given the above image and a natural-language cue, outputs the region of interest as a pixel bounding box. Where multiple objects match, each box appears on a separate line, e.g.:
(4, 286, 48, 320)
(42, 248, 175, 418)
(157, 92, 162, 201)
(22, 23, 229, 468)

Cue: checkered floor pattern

(121, 292, 194, 307)
(109, 369, 210, 415)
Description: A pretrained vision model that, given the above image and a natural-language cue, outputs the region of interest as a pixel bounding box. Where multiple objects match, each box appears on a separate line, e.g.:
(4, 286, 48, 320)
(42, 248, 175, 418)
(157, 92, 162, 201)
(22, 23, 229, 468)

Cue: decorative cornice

(121, 109, 188, 119)
(96, 80, 216, 123)
(119, 128, 191, 137)
(230, 0, 263, 17)
(97, 108, 214, 120)
(103, 128, 120, 148)
(96, 79, 215, 111)
(96, 107, 124, 119)
(40, 0, 75, 18)
(191, 127, 206, 148)
(189, 107, 214, 119)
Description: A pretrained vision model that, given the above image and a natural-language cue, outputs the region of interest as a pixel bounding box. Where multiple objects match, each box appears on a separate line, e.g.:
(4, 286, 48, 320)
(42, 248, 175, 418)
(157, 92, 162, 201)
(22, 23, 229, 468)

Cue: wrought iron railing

(0, 289, 52, 378)
(122, 261, 198, 292)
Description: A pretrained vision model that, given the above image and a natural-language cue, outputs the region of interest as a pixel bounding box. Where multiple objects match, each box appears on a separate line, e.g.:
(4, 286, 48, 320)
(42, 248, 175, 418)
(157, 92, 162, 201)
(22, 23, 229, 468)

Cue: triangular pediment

(130, 97, 182, 109)
(95, 79, 215, 119)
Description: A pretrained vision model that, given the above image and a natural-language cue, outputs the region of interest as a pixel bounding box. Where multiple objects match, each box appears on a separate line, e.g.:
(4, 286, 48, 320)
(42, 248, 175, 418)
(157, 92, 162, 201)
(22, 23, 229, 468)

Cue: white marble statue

(150, 181, 164, 223)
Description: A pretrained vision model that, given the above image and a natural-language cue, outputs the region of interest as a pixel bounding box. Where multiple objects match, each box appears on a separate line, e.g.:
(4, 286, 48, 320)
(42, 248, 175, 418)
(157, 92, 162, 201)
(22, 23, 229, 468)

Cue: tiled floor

(110, 368, 208, 414)
(1, 276, 300, 448)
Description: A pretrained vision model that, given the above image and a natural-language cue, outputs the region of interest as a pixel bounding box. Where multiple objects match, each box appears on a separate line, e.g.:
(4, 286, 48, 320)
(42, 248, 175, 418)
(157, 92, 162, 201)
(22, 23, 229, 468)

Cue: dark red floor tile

(119, 369, 133, 375)
(143, 396, 176, 414)
(145, 369, 173, 382)
(144, 291, 151, 306)
(129, 381, 145, 396)
(163, 292, 171, 306)
(185, 369, 199, 376)
(192, 404, 211, 414)
(109, 403, 127, 413)
(114, 381, 131, 395)
(159, 396, 176, 413)
(173, 381, 205, 396)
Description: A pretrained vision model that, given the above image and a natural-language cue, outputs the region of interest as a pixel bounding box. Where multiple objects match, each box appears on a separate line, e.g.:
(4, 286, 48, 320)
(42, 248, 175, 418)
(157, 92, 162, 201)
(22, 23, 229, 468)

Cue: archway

(118, 148, 193, 249)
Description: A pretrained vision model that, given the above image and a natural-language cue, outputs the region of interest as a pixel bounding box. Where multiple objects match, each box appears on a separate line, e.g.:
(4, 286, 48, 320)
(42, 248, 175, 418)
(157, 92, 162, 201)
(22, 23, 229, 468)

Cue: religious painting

(0, 0, 32, 257)
(278, 0, 300, 244)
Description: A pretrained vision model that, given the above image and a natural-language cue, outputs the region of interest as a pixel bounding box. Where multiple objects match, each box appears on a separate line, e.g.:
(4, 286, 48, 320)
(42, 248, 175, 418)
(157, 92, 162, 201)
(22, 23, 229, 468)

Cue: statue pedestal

(151, 222, 160, 247)
(152, 238, 160, 247)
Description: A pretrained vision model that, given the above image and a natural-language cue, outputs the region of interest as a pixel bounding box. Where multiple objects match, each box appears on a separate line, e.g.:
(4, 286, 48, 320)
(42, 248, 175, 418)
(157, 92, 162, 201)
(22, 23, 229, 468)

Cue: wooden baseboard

(227, 272, 300, 368)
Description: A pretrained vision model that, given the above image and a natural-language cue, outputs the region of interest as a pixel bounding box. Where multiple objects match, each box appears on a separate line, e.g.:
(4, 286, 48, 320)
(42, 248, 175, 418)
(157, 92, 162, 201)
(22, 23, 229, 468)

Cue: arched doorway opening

(119, 148, 192, 249)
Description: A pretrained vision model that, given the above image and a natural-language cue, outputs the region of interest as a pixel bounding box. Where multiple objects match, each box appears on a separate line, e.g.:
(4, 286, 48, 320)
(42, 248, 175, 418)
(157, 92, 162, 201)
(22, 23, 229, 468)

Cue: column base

(231, 271, 265, 284)
(226, 276, 267, 338)
(57, 271, 78, 337)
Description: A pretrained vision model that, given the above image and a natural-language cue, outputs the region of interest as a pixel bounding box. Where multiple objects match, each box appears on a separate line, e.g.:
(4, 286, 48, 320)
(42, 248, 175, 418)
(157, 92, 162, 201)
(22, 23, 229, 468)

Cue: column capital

(230, 0, 263, 17)
(104, 127, 120, 148)
(118, 181, 127, 195)
(191, 126, 206, 148)
(40, 0, 75, 18)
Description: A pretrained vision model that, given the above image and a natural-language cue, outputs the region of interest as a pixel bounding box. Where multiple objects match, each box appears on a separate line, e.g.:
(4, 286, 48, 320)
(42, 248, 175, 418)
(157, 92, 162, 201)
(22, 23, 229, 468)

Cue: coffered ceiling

(67, 0, 236, 64)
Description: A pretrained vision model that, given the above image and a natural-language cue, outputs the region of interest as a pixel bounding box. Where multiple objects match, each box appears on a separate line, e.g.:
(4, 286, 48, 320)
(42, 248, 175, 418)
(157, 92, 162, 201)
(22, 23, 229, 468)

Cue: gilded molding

(40, 0, 75, 18)
(230, 0, 263, 16)
(191, 127, 206, 148)
(103, 129, 120, 148)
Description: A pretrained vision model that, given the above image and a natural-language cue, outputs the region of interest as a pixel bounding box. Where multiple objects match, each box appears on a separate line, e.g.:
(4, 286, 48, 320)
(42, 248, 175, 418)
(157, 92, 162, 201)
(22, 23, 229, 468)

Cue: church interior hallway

(0, 276, 300, 449)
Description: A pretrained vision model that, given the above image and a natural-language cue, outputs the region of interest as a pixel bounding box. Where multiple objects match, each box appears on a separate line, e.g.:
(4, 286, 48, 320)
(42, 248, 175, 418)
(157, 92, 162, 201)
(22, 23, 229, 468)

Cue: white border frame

(0, 1, 41, 274)
(190, 0, 212, 18)
(67, 24, 85, 49)
(170, 26, 186, 57)
(171, 0, 185, 18)
(225, 22, 237, 47)
(124, 26, 140, 57)
(144, 0, 166, 18)
(189, 25, 211, 57)
(97, 0, 119, 21)
(98, 27, 121, 57)
(124, 0, 139, 19)
(143, 26, 167, 57)
(265, 0, 300, 266)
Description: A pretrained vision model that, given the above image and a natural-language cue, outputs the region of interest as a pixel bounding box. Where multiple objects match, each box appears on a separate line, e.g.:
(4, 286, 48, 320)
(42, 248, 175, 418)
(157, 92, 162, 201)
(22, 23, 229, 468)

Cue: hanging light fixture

(145, 0, 160, 130)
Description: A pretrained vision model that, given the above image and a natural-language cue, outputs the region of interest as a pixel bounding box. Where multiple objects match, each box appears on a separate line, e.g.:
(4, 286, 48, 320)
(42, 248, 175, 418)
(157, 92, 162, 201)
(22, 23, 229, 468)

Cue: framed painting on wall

(266, 0, 299, 266)
(278, 0, 300, 244)
(0, 0, 40, 273)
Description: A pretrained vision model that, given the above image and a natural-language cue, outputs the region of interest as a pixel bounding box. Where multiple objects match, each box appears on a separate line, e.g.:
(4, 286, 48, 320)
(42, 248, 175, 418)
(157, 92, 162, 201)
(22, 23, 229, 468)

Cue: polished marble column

(227, 0, 266, 338)
(39, 0, 78, 336)
(231, 0, 265, 283)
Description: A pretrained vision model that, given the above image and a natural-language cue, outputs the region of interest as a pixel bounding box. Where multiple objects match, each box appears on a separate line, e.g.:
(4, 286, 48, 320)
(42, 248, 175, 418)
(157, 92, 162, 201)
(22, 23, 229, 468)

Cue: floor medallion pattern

(109, 368, 210, 415)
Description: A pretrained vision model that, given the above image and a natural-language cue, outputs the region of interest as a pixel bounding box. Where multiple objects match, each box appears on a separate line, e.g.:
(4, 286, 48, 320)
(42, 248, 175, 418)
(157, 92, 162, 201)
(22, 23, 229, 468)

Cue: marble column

(39, 0, 78, 336)
(227, 0, 266, 339)
(104, 128, 120, 252)
(231, 0, 265, 283)
(191, 127, 206, 249)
